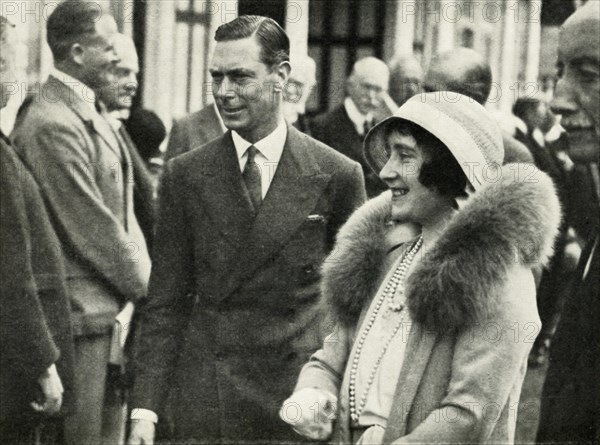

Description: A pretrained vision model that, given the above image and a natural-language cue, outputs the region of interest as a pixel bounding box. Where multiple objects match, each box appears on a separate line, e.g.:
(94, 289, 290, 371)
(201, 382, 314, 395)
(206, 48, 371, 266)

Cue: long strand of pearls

(348, 236, 423, 423)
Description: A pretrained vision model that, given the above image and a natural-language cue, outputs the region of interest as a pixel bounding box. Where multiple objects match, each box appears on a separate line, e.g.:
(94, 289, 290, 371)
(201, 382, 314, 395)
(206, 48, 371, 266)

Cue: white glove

(279, 387, 338, 441)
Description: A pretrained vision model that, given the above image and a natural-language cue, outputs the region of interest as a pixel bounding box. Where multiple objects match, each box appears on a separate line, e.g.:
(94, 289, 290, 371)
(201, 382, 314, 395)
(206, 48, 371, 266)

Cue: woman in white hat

(280, 93, 561, 444)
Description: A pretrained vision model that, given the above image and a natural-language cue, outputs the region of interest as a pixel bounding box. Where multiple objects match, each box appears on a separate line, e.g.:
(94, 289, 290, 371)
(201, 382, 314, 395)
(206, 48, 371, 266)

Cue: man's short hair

(384, 119, 468, 204)
(46, 0, 103, 63)
(215, 15, 289, 69)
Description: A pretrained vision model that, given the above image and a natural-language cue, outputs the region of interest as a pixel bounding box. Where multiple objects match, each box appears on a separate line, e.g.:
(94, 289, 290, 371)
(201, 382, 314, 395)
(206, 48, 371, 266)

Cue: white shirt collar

(231, 119, 287, 163)
(50, 68, 97, 113)
(344, 97, 372, 136)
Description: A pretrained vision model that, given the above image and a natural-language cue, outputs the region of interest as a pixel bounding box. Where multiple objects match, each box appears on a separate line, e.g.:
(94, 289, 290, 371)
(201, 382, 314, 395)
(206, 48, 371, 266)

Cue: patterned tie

(242, 145, 262, 212)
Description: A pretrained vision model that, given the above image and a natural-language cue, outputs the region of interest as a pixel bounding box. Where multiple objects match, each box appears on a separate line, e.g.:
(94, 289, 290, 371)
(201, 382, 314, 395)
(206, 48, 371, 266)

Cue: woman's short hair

(384, 119, 468, 202)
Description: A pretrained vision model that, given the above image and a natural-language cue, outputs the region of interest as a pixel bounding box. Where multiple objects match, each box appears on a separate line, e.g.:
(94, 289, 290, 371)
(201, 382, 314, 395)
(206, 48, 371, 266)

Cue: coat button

(215, 351, 224, 361)
(286, 351, 298, 361)
(302, 264, 315, 274)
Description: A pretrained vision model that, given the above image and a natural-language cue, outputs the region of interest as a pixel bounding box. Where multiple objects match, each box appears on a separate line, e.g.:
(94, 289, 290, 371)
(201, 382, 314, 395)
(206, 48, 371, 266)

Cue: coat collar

(322, 164, 561, 332)
(41, 76, 123, 159)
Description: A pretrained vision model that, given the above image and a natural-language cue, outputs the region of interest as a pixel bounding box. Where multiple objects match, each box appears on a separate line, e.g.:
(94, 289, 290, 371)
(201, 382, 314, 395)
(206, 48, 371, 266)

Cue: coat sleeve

(294, 324, 352, 397)
(130, 160, 196, 413)
(13, 122, 150, 303)
(393, 266, 539, 444)
(0, 145, 58, 382)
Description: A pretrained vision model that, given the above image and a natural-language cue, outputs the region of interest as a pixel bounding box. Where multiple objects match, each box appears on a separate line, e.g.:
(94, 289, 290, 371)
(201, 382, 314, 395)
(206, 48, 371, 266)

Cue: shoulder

(173, 109, 203, 130)
(290, 127, 360, 174)
(312, 105, 345, 127)
(167, 133, 226, 175)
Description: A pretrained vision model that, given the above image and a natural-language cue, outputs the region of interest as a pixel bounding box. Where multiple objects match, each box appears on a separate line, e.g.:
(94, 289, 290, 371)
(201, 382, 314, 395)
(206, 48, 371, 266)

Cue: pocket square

(307, 214, 326, 223)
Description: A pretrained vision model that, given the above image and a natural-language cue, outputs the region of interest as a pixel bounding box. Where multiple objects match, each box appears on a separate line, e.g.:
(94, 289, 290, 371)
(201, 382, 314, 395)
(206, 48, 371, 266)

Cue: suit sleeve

(0, 146, 58, 381)
(13, 122, 150, 303)
(294, 324, 352, 397)
(131, 160, 196, 413)
(164, 119, 186, 161)
(393, 267, 539, 444)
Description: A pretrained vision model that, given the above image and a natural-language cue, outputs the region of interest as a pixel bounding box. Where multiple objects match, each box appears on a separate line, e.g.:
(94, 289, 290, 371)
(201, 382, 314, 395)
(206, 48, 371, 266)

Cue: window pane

(358, 0, 377, 38)
(329, 46, 348, 110)
(331, 0, 349, 38)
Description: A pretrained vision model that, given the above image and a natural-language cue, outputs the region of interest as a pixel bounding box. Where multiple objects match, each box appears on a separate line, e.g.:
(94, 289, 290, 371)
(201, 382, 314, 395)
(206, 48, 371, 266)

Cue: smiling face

(551, 2, 600, 163)
(210, 36, 289, 142)
(380, 130, 455, 225)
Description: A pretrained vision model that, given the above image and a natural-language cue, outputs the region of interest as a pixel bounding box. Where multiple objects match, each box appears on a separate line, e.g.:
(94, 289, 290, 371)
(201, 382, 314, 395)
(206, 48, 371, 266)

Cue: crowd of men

(0, 0, 598, 444)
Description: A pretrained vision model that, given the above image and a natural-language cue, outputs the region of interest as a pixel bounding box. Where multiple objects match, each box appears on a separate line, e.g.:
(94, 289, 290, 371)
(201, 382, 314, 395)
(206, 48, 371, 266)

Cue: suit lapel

(216, 126, 332, 301)
(383, 326, 437, 440)
(200, 132, 254, 248)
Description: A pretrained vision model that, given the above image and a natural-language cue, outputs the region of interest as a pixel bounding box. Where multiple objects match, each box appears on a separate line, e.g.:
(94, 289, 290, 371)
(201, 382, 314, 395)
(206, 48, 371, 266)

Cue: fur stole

(322, 163, 562, 332)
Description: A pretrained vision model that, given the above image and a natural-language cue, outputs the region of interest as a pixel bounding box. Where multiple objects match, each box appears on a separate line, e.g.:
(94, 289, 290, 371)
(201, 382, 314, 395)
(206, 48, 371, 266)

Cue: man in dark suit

(537, 2, 600, 443)
(164, 101, 225, 161)
(0, 15, 74, 442)
(128, 15, 366, 444)
(423, 47, 535, 165)
(311, 57, 390, 198)
(11, 2, 151, 442)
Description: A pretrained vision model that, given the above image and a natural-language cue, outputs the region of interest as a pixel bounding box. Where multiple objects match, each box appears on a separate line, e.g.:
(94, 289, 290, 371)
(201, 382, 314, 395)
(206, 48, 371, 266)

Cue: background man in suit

(423, 47, 535, 164)
(164, 101, 225, 160)
(97, 33, 157, 253)
(0, 15, 74, 443)
(283, 53, 316, 135)
(11, 2, 151, 442)
(128, 15, 366, 444)
(311, 57, 390, 197)
(387, 54, 423, 107)
(537, 2, 599, 442)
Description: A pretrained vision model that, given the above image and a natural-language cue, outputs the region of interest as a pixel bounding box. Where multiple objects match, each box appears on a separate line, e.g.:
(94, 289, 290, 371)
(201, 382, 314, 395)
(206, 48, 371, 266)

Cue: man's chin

(566, 129, 600, 163)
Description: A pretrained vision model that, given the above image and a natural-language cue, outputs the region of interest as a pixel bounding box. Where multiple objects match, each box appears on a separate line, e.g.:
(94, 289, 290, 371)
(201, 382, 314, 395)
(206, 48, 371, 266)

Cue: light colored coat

(12, 76, 150, 315)
(295, 164, 562, 444)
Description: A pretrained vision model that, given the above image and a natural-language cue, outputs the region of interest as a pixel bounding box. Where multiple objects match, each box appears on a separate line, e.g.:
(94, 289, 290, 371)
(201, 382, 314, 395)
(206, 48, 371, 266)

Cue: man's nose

(215, 78, 237, 99)
(550, 76, 577, 116)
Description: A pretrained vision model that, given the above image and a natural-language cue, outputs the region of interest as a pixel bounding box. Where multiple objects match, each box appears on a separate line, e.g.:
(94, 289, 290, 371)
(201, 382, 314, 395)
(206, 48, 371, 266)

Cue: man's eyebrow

(209, 68, 255, 77)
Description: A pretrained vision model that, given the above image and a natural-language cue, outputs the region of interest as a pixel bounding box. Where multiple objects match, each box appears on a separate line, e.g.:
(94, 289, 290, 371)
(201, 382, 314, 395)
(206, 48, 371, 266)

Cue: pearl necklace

(348, 236, 423, 424)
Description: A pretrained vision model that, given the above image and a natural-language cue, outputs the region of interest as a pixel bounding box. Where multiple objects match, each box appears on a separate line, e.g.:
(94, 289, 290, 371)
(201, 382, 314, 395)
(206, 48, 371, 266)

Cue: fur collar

(322, 164, 562, 332)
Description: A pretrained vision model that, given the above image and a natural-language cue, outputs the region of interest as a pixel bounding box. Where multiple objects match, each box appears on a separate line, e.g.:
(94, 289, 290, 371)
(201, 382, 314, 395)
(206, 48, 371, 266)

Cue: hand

(279, 388, 337, 441)
(31, 364, 63, 415)
(128, 419, 155, 445)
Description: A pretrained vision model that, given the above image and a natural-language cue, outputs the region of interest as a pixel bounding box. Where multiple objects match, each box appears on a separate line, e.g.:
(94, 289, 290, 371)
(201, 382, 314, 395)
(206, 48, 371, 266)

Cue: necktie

(242, 145, 262, 212)
(363, 118, 373, 137)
